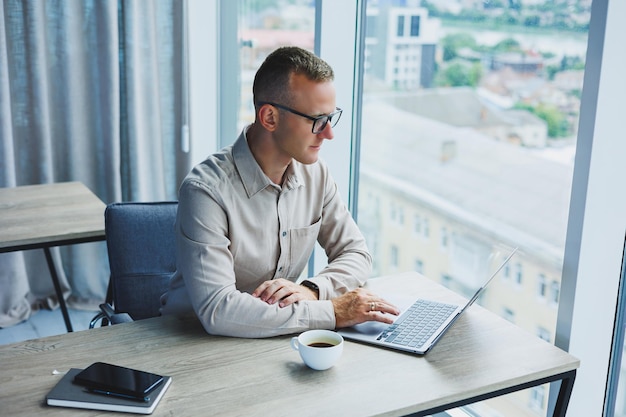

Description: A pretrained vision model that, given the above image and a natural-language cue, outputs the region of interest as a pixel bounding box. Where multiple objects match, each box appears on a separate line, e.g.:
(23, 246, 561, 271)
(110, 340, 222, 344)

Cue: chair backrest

(105, 202, 177, 320)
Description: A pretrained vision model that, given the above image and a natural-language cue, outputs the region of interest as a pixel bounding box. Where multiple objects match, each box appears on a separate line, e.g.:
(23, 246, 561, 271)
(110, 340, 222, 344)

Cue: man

(160, 46, 399, 337)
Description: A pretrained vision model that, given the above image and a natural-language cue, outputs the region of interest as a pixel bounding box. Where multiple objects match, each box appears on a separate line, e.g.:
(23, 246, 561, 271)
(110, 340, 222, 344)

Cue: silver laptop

(339, 247, 518, 355)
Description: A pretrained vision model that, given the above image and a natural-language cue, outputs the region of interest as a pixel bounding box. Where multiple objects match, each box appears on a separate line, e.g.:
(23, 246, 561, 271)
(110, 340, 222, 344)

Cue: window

(356, 1, 589, 416)
(537, 273, 547, 300)
(608, 237, 626, 417)
(390, 245, 399, 269)
(413, 214, 422, 236)
(502, 307, 516, 323)
(414, 258, 424, 274)
(441, 273, 452, 288)
(397, 15, 404, 37)
(366, 15, 376, 37)
(440, 226, 449, 250)
(502, 262, 511, 281)
(412, 214, 430, 240)
(514, 263, 523, 286)
(550, 280, 560, 306)
(235, 0, 315, 137)
(390, 202, 404, 226)
(537, 326, 551, 343)
(190, 0, 625, 415)
(529, 386, 546, 411)
(410, 15, 420, 37)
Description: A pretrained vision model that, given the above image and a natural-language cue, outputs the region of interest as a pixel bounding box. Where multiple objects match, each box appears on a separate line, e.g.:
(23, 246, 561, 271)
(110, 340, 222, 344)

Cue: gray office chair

(90, 201, 177, 328)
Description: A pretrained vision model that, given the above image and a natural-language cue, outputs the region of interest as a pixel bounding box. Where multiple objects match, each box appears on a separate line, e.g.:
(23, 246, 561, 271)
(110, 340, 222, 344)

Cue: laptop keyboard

(377, 299, 458, 348)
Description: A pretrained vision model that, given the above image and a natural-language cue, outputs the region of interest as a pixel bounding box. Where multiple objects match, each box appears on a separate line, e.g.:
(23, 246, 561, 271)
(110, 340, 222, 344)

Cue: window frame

(554, 0, 626, 415)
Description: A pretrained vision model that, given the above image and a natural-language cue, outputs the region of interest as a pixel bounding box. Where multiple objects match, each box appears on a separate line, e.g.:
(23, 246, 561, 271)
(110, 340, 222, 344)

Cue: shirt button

(278, 266, 283, 272)
(282, 231, 287, 237)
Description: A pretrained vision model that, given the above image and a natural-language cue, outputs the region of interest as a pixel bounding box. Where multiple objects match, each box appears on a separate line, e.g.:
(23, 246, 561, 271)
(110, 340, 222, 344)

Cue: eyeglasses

(257, 101, 342, 134)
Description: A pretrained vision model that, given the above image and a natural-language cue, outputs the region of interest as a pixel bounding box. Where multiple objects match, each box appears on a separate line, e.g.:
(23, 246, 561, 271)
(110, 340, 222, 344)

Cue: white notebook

(46, 368, 172, 414)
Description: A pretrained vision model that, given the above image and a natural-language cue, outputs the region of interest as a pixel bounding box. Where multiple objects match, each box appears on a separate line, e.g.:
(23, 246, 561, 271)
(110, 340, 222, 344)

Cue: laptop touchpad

(351, 321, 388, 335)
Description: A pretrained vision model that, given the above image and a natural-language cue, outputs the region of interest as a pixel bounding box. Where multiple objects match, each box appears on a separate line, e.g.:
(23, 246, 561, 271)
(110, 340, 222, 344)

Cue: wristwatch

(300, 280, 319, 296)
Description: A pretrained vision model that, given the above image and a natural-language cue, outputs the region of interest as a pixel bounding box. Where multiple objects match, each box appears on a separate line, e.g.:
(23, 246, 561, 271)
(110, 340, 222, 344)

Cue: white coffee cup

(290, 329, 344, 370)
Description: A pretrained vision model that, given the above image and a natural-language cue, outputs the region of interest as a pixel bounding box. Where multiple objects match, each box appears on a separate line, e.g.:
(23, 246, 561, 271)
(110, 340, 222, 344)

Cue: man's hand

(331, 288, 400, 328)
(252, 278, 318, 308)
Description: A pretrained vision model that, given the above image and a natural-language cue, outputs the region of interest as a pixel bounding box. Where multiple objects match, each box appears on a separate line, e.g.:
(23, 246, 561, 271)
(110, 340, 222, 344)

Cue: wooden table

(0, 182, 106, 332)
(0, 272, 579, 417)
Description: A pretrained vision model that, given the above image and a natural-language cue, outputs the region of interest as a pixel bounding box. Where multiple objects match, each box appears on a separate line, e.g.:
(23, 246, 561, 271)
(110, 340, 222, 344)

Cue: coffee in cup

(290, 330, 343, 370)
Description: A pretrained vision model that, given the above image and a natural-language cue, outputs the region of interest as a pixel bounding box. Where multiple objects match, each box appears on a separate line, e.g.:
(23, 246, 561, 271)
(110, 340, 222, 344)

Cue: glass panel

(607, 236, 626, 417)
(358, 1, 590, 416)
(236, 0, 316, 134)
(613, 346, 626, 417)
(235, 0, 316, 280)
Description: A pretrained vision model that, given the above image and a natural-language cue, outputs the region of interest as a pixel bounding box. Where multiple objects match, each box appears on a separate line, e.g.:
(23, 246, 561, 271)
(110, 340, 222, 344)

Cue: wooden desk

(0, 272, 579, 416)
(0, 182, 106, 332)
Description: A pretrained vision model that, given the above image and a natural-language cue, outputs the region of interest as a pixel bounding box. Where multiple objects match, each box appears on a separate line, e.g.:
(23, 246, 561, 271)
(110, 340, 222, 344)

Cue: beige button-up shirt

(160, 127, 372, 337)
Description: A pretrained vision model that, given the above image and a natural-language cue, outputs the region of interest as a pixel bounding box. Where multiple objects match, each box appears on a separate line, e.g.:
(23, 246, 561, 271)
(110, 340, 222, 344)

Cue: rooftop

(360, 98, 573, 265)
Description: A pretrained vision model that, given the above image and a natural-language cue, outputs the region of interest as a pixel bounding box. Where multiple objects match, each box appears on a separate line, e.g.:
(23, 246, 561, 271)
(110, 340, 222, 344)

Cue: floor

(0, 307, 99, 345)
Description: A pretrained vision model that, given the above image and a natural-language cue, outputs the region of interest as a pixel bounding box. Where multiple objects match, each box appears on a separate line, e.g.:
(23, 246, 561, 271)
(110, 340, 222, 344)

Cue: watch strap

(300, 280, 319, 295)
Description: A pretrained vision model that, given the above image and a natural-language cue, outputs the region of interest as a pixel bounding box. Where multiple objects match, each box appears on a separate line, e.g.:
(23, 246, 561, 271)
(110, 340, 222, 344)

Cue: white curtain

(0, 0, 189, 327)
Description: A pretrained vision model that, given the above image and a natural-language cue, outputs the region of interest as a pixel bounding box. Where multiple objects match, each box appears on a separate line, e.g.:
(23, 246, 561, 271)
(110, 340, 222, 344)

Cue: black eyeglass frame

(257, 101, 342, 134)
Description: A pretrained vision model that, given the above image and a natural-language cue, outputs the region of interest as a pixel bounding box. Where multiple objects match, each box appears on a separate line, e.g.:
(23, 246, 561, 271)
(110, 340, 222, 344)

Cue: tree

(493, 37, 522, 53)
(535, 104, 568, 137)
(516, 103, 568, 138)
(440, 33, 478, 62)
(436, 61, 481, 87)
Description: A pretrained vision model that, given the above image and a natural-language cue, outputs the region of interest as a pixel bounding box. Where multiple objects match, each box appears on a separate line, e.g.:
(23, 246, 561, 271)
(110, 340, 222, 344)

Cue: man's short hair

(253, 46, 334, 108)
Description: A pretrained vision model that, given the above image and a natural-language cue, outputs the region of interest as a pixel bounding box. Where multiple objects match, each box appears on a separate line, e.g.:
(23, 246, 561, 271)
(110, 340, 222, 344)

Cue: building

(381, 87, 549, 147)
(365, 4, 440, 90)
(358, 99, 570, 414)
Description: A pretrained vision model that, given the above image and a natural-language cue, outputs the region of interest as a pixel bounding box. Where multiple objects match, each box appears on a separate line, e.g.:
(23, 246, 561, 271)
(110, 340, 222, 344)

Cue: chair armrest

(89, 303, 134, 328)
(100, 303, 134, 324)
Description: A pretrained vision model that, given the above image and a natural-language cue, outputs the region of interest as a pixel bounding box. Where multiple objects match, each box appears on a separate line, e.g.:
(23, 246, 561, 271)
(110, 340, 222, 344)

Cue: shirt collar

(283, 162, 303, 191)
(233, 126, 304, 197)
